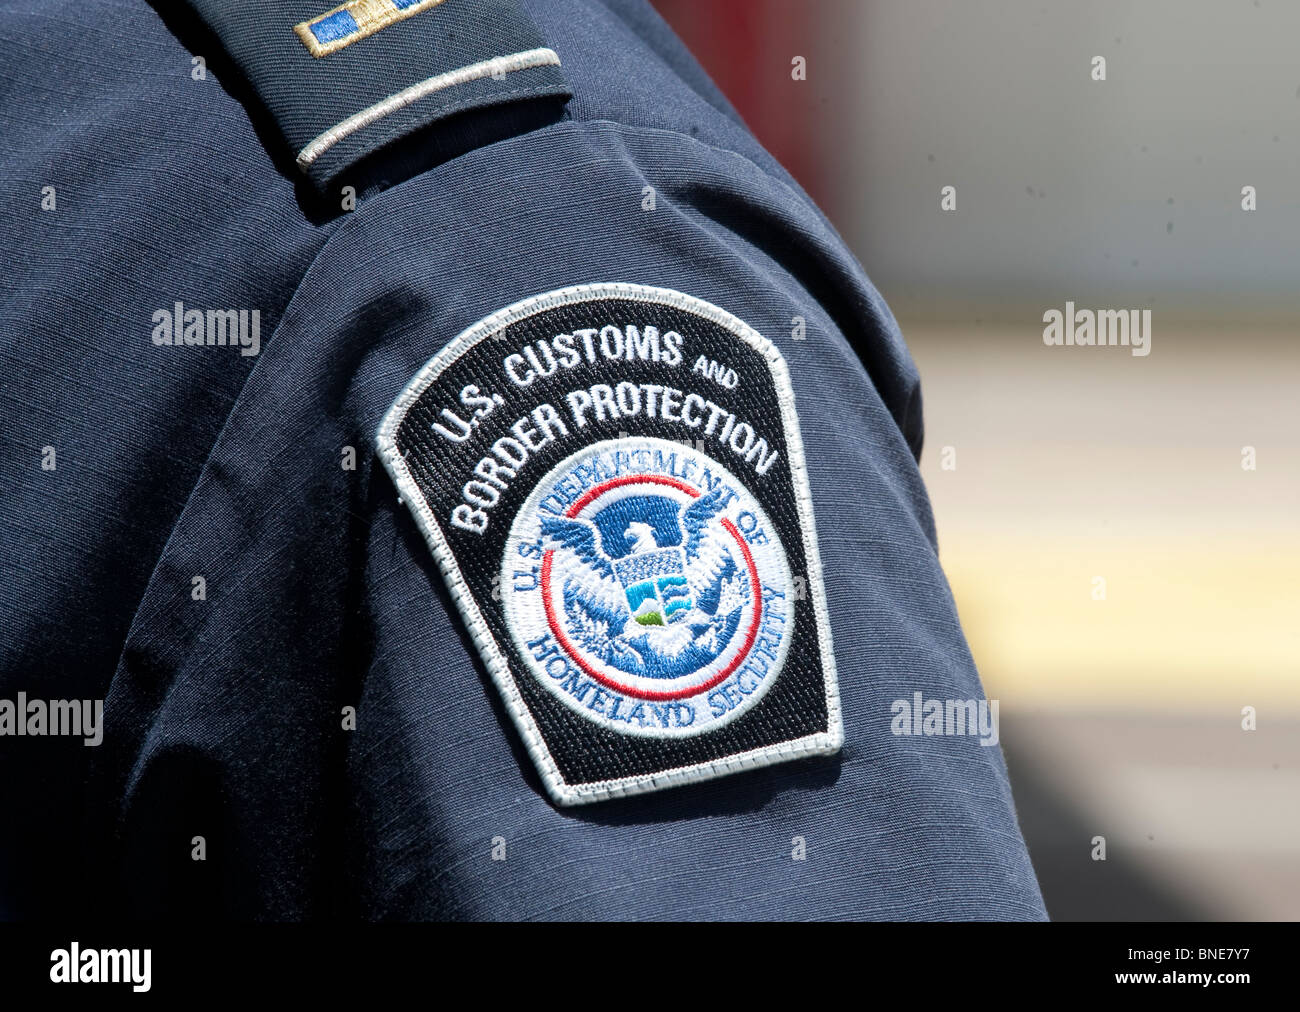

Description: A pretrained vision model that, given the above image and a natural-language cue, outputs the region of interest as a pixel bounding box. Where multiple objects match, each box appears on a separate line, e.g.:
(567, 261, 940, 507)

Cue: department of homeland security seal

(503, 437, 793, 738)
(376, 283, 841, 805)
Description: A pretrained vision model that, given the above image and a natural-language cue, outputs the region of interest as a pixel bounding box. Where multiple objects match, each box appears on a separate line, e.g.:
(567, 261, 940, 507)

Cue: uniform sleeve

(97, 119, 1046, 920)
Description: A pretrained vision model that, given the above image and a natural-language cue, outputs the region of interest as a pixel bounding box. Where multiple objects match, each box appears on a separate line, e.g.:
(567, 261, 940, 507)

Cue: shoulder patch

(377, 284, 842, 805)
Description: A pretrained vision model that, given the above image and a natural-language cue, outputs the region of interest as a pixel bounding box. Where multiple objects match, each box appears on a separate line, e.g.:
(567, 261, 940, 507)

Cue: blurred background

(653, 0, 1300, 920)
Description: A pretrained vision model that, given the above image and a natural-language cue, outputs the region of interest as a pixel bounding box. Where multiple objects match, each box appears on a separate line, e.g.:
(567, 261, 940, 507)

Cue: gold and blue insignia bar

(294, 0, 447, 59)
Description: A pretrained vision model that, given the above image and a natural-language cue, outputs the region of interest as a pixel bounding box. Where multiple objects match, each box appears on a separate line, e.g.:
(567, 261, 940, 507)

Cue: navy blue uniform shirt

(0, 0, 1046, 920)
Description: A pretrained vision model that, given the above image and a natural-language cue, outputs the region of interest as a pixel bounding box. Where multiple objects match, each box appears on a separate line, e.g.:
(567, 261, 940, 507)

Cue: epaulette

(180, 0, 570, 193)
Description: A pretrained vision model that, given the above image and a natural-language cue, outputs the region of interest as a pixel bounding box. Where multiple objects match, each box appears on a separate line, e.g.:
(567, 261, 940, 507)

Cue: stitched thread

(293, 0, 448, 59)
(295, 47, 563, 171)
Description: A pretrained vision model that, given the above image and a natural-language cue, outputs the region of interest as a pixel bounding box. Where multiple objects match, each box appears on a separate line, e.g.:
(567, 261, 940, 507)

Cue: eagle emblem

(538, 484, 753, 682)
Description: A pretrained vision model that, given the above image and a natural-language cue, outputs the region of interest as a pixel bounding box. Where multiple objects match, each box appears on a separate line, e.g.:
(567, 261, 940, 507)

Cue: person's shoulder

(157, 0, 568, 205)
(169, 0, 801, 216)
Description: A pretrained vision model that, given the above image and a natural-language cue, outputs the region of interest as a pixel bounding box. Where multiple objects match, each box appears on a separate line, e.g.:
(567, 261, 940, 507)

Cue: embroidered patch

(294, 0, 446, 59)
(377, 284, 841, 805)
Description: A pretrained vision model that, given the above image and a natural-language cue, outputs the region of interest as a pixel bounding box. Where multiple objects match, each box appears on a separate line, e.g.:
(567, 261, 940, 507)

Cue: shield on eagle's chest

(591, 494, 694, 626)
(614, 546, 692, 625)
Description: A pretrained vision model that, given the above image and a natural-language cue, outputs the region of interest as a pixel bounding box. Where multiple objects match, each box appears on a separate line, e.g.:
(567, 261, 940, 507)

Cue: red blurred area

(651, 0, 829, 206)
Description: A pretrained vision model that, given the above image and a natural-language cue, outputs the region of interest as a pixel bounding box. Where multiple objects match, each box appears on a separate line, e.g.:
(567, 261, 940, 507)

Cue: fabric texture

(185, 0, 570, 186)
(0, 0, 1046, 920)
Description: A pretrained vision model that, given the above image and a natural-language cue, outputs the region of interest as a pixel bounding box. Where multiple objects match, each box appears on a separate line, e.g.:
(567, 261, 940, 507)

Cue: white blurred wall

(836, 0, 1300, 310)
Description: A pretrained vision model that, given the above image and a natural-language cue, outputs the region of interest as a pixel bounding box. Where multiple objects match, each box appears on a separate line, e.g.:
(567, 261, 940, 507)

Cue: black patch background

(394, 297, 830, 790)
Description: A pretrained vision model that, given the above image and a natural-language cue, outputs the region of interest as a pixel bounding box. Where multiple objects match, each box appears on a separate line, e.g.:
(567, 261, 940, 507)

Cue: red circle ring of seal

(539, 474, 764, 702)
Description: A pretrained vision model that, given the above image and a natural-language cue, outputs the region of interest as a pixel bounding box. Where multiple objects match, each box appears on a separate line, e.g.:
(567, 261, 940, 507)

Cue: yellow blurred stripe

(942, 535, 1300, 709)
